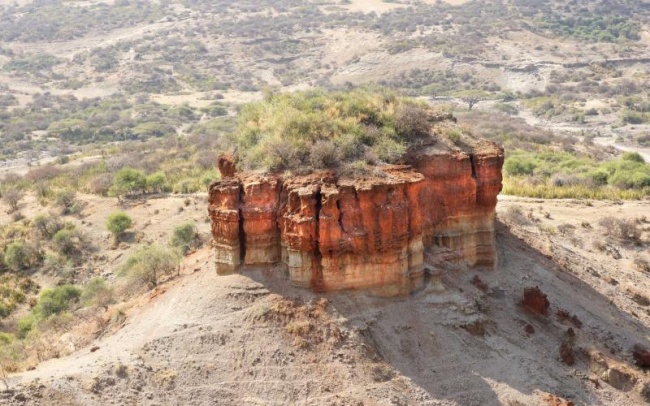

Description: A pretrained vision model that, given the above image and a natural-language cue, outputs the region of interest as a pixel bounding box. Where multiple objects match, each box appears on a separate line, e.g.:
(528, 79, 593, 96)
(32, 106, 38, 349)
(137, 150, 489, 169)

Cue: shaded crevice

(469, 154, 480, 205)
(335, 194, 345, 233)
(275, 179, 284, 238)
(311, 186, 324, 292)
(238, 184, 246, 263)
(469, 154, 477, 179)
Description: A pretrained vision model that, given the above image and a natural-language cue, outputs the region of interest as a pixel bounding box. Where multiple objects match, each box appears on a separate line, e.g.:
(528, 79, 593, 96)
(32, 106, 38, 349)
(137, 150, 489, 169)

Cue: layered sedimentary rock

(208, 143, 504, 296)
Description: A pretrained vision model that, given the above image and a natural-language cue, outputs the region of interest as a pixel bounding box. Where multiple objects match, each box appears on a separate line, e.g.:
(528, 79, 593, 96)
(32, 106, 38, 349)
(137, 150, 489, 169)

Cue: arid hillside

(1, 0, 649, 163)
(0, 1, 649, 405)
(1, 196, 649, 405)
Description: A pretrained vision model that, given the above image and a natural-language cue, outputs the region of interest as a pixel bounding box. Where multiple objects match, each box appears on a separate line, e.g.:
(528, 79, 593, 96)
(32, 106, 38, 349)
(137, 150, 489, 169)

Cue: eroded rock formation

(208, 142, 503, 296)
(521, 286, 550, 316)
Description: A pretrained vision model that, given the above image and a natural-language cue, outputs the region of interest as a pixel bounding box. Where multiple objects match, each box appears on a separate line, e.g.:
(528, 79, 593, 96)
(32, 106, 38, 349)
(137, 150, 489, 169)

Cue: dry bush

(634, 257, 650, 273)
(557, 223, 576, 236)
(598, 216, 642, 245)
(24, 165, 62, 182)
(394, 103, 431, 141)
(86, 173, 113, 196)
(1, 187, 24, 213)
(593, 240, 607, 252)
(501, 205, 530, 226)
(309, 140, 341, 169)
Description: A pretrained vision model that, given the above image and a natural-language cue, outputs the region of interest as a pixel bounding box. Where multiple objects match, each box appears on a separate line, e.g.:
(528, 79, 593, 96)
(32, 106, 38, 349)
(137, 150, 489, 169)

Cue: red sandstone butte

(208, 136, 503, 296)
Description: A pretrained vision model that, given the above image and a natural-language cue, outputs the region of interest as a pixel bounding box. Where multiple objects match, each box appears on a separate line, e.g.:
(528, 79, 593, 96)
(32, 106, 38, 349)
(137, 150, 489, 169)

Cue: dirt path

(593, 137, 650, 162)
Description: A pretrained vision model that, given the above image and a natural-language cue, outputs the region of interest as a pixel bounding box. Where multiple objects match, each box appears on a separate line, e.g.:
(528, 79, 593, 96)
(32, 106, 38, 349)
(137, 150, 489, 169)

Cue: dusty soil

(2, 197, 649, 405)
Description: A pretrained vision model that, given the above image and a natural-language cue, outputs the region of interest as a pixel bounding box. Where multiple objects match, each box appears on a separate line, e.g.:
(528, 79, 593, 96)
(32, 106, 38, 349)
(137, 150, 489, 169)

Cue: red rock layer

(208, 179, 241, 275)
(207, 144, 504, 295)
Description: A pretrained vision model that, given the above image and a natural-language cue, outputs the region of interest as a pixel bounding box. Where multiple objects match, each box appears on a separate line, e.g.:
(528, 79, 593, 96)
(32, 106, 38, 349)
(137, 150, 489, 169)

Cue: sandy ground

(2, 196, 649, 405)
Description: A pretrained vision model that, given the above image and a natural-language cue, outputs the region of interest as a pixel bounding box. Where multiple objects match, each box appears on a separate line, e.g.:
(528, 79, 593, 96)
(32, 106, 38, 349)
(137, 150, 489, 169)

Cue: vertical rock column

(471, 146, 505, 268)
(280, 184, 321, 289)
(208, 179, 243, 275)
(241, 176, 282, 265)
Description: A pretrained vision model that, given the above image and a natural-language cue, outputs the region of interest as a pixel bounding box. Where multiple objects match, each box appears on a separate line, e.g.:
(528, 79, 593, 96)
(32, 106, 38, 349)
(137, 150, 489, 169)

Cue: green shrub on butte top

(228, 89, 439, 172)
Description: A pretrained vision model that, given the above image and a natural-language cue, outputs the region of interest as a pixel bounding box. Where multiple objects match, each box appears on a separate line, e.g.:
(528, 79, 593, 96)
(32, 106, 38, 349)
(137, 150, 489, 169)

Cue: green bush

(54, 190, 77, 215)
(110, 168, 146, 198)
(230, 89, 440, 171)
(132, 122, 176, 138)
(622, 152, 646, 164)
(17, 314, 37, 338)
(504, 156, 536, 176)
(503, 149, 650, 199)
(146, 172, 168, 193)
(33, 214, 64, 240)
(621, 110, 648, 125)
(33, 285, 81, 319)
(171, 223, 199, 254)
(0, 275, 29, 319)
(52, 228, 82, 258)
(81, 278, 114, 309)
(106, 212, 132, 242)
(200, 170, 220, 188)
(120, 245, 181, 289)
(3, 242, 29, 272)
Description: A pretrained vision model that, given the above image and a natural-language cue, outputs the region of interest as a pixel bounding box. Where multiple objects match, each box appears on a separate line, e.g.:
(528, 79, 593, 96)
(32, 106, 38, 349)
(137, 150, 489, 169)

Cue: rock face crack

(312, 186, 324, 292)
(208, 145, 504, 296)
(238, 184, 246, 263)
(469, 153, 477, 180)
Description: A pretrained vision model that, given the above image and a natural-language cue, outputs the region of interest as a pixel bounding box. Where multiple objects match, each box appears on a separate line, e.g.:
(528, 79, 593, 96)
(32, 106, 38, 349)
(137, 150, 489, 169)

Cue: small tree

(33, 285, 81, 318)
(81, 278, 114, 310)
(120, 245, 181, 289)
(0, 333, 22, 389)
(171, 223, 200, 254)
(2, 187, 24, 213)
(109, 167, 146, 200)
(453, 90, 492, 110)
(106, 212, 132, 244)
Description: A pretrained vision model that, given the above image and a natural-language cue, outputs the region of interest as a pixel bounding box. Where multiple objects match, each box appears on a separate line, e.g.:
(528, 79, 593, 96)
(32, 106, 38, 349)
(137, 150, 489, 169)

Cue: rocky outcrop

(521, 286, 550, 316)
(208, 142, 504, 296)
(633, 344, 650, 368)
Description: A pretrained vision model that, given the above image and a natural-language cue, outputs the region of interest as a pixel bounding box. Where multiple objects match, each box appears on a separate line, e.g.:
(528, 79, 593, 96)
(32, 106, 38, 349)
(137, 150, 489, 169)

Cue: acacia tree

(454, 90, 492, 110)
